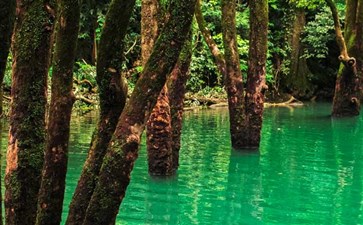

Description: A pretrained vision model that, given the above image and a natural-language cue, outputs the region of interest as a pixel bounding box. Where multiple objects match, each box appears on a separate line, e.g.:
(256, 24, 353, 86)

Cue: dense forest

(0, 0, 362, 224)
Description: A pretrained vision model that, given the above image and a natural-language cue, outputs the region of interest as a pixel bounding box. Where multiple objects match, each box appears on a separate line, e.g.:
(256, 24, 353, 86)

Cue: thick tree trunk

(146, 86, 173, 175)
(328, 0, 362, 116)
(287, 8, 313, 99)
(82, 0, 195, 223)
(5, 1, 54, 224)
(0, 2, 15, 224)
(35, 0, 80, 224)
(240, 0, 268, 149)
(221, 0, 245, 149)
(0, 0, 16, 117)
(142, 0, 174, 176)
(168, 32, 193, 170)
(195, 0, 226, 76)
(65, 0, 132, 224)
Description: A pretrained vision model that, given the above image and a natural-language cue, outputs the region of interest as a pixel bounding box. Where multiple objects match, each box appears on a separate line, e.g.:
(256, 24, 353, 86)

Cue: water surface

(3, 103, 363, 224)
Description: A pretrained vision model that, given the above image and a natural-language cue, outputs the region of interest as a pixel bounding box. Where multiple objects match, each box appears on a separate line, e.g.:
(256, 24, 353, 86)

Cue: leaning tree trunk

(0, 0, 16, 117)
(287, 8, 313, 99)
(168, 31, 193, 171)
(82, 0, 196, 223)
(35, 0, 80, 224)
(195, 0, 226, 76)
(240, 0, 268, 149)
(221, 0, 245, 149)
(142, 0, 174, 176)
(5, 1, 55, 224)
(327, 0, 362, 116)
(65, 0, 132, 224)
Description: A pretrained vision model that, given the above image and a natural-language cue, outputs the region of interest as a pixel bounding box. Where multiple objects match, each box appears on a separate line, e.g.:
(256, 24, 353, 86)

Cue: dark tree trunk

(168, 32, 193, 170)
(82, 0, 196, 223)
(287, 8, 313, 99)
(221, 0, 245, 149)
(5, 1, 55, 224)
(65, 0, 132, 224)
(240, 0, 268, 149)
(0, 2, 15, 224)
(328, 0, 362, 116)
(76, 0, 97, 64)
(0, 0, 16, 117)
(35, 0, 80, 224)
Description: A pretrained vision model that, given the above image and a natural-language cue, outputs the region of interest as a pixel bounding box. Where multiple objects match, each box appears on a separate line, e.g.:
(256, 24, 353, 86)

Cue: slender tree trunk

(287, 8, 312, 99)
(66, 0, 132, 224)
(0, 0, 16, 117)
(168, 31, 193, 170)
(5, 1, 55, 224)
(0, 2, 15, 224)
(35, 0, 80, 224)
(195, 0, 226, 76)
(328, 0, 362, 116)
(221, 0, 245, 149)
(240, 0, 268, 149)
(82, 0, 196, 223)
(76, 0, 97, 64)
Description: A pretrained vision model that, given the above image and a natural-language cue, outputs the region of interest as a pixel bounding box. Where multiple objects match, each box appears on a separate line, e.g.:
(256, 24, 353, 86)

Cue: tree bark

(221, 0, 245, 149)
(168, 32, 193, 170)
(0, 0, 16, 117)
(240, 0, 268, 149)
(82, 0, 196, 223)
(5, 1, 55, 224)
(35, 0, 80, 224)
(327, 0, 362, 116)
(65, 0, 132, 224)
(286, 8, 313, 99)
(0, 2, 15, 224)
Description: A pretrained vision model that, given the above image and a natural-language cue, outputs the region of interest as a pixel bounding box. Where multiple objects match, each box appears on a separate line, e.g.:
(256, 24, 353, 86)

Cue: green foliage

(74, 61, 97, 86)
(302, 6, 335, 59)
(4, 54, 12, 89)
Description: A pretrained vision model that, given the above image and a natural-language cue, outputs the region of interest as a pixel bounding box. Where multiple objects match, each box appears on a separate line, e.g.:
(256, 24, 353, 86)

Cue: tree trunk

(195, 0, 226, 76)
(35, 0, 80, 224)
(65, 0, 132, 224)
(0, 2, 15, 223)
(240, 0, 268, 149)
(287, 8, 313, 99)
(168, 31, 193, 170)
(76, 0, 97, 64)
(82, 0, 195, 223)
(221, 0, 245, 149)
(5, 1, 54, 224)
(0, 0, 16, 117)
(328, 0, 362, 116)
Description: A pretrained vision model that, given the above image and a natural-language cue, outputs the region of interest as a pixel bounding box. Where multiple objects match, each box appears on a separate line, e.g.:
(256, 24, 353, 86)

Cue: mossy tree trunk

(221, 0, 245, 149)
(327, 0, 363, 117)
(82, 0, 196, 223)
(0, 2, 15, 224)
(35, 0, 80, 224)
(240, 0, 268, 149)
(142, 0, 174, 176)
(5, 1, 55, 224)
(286, 8, 313, 99)
(168, 31, 193, 171)
(65, 0, 132, 224)
(0, 0, 16, 117)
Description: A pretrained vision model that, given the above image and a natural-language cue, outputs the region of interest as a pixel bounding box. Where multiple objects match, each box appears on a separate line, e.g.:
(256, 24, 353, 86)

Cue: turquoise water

(3, 103, 363, 224)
